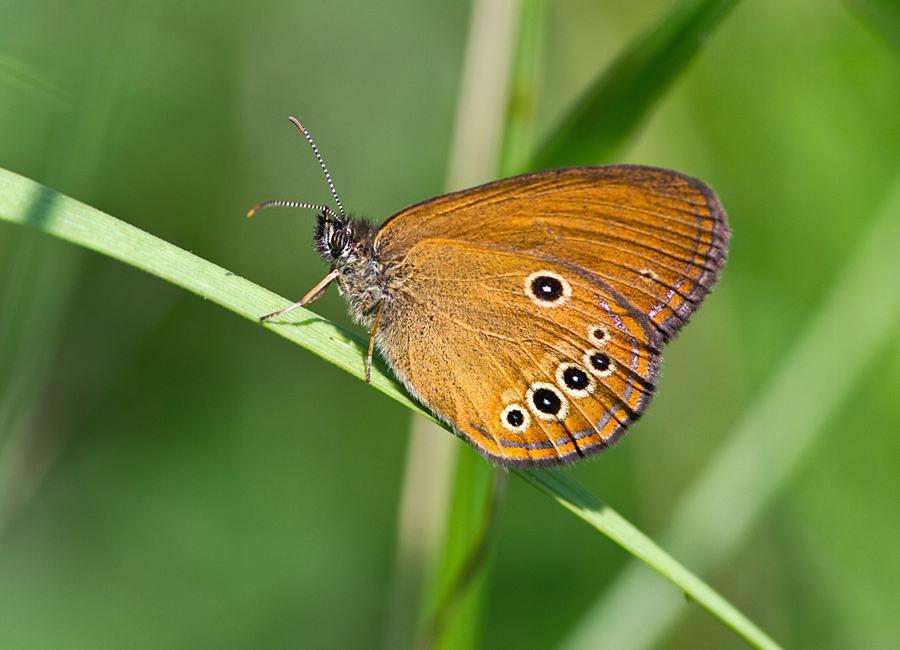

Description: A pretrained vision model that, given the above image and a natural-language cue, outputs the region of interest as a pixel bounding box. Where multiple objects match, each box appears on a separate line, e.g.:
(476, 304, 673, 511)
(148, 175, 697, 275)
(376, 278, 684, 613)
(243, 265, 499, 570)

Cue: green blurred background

(1, 0, 899, 649)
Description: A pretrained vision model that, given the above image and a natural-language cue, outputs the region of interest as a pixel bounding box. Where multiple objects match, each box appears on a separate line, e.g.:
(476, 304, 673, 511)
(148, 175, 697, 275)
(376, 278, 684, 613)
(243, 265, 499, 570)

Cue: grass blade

(522, 470, 784, 650)
(530, 0, 740, 169)
(0, 167, 415, 411)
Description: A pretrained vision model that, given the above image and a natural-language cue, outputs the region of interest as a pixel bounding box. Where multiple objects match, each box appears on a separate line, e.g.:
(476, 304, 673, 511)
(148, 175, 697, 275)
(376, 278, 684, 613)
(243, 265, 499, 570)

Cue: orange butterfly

(251, 119, 729, 467)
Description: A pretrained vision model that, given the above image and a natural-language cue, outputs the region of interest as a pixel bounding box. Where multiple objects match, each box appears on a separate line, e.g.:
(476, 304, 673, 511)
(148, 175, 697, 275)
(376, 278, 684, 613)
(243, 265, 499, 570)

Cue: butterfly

(250, 118, 729, 468)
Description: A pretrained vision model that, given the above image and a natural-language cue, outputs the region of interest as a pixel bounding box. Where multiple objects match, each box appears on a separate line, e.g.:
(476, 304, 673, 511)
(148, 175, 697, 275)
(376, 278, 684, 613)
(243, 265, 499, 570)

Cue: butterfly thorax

(314, 212, 390, 326)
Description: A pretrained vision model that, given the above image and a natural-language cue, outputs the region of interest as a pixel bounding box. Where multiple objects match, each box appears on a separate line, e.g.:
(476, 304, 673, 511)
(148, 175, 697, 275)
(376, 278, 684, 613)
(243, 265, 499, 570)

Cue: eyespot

(501, 404, 530, 434)
(526, 382, 568, 421)
(556, 363, 595, 398)
(583, 350, 615, 378)
(524, 271, 571, 307)
(639, 268, 659, 282)
(588, 325, 610, 347)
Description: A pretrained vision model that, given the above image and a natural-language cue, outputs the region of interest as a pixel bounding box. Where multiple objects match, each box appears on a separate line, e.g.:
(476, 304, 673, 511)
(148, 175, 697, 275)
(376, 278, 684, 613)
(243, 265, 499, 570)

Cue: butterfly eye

(329, 229, 349, 255)
(525, 270, 571, 307)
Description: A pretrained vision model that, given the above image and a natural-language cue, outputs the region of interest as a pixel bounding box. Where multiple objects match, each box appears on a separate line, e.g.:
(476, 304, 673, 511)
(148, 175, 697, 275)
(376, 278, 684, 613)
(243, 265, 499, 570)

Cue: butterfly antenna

(288, 117, 345, 219)
(246, 200, 339, 219)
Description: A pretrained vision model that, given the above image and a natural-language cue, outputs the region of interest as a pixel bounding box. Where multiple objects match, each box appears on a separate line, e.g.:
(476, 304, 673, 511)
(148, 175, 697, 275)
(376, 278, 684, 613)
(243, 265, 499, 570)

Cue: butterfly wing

(372, 166, 728, 467)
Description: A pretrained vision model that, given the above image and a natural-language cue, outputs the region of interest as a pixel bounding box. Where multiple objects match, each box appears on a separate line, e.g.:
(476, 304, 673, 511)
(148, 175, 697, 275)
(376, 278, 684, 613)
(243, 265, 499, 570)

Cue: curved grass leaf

(0, 167, 415, 411)
(523, 470, 785, 650)
(530, 0, 741, 170)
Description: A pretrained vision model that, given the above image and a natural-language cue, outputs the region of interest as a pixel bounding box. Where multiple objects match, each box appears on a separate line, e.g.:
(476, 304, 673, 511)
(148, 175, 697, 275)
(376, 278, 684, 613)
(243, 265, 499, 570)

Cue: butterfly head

(313, 210, 383, 325)
(313, 211, 377, 268)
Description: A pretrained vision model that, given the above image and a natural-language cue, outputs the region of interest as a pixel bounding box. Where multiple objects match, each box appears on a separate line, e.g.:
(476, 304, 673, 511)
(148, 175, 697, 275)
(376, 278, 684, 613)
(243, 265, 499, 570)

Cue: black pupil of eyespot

(533, 388, 562, 415)
(506, 409, 524, 427)
(590, 353, 610, 372)
(532, 276, 563, 301)
(563, 367, 589, 390)
(593, 328, 605, 341)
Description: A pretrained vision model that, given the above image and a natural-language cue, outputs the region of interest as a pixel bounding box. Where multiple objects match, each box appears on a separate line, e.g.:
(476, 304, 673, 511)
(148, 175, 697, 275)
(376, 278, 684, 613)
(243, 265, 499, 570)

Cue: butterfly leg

(365, 302, 385, 383)
(259, 269, 340, 322)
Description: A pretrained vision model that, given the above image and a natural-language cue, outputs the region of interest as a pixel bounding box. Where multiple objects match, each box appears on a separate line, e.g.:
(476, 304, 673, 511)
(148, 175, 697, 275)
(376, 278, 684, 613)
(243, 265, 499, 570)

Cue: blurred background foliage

(1, 0, 899, 649)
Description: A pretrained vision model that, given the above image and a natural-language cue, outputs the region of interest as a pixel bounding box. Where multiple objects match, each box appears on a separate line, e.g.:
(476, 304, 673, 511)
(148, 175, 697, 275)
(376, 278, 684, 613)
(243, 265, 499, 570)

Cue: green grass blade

(0, 166, 416, 412)
(530, 0, 740, 169)
(521, 470, 784, 650)
(498, 0, 548, 177)
(0, 163, 782, 649)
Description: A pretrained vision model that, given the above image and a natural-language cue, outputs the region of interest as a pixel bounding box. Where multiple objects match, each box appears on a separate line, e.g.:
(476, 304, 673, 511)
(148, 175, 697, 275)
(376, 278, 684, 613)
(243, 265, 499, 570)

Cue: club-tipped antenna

(247, 200, 339, 219)
(288, 117, 345, 219)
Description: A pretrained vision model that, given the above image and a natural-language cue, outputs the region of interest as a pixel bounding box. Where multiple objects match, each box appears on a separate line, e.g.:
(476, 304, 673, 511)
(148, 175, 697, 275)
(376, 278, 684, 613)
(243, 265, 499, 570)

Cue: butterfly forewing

(370, 166, 728, 467)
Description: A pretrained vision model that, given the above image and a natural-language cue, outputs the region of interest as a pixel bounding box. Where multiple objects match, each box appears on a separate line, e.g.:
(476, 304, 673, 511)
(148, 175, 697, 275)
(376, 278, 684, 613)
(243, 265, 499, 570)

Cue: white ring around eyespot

(500, 404, 530, 435)
(555, 362, 596, 399)
(524, 270, 572, 308)
(587, 324, 611, 347)
(583, 349, 615, 378)
(526, 382, 569, 421)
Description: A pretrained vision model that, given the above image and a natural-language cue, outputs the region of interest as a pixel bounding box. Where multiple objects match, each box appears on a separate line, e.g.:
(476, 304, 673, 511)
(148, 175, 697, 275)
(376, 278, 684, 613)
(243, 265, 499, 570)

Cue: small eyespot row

(524, 270, 571, 308)
(497, 298, 622, 436)
(500, 355, 610, 434)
